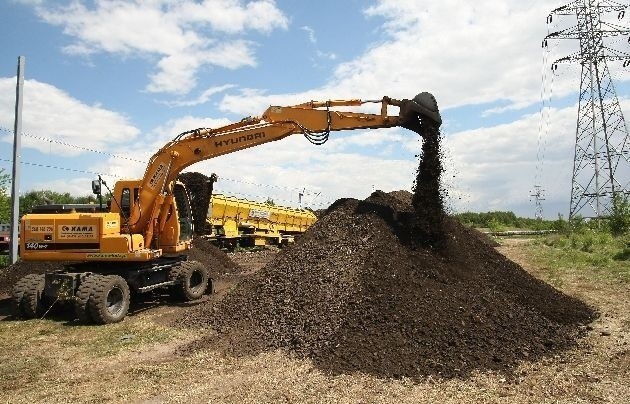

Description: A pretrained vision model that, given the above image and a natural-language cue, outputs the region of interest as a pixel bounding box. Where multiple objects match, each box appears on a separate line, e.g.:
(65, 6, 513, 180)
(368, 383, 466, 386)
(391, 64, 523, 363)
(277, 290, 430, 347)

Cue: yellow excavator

(12, 92, 442, 324)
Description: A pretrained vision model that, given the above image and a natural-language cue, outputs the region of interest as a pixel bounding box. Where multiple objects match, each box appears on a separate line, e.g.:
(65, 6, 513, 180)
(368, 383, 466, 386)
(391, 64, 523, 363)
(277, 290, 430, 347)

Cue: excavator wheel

(169, 261, 209, 301)
(74, 274, 101, 323)
(10, 274, 46, 319)
(87, 275, 130, 324)
(21, 274, 47, 319)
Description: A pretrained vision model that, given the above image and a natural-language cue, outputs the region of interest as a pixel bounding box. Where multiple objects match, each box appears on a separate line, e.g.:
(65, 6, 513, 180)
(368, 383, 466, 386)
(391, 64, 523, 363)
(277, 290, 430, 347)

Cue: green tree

(609, 194, 630, 236)
(0, 168, 10, 223)
(19, 190, 97, 216)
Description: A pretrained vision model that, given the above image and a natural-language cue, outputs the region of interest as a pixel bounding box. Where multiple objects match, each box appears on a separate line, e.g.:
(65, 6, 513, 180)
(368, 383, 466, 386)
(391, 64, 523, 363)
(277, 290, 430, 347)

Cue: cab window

(121, 188, 131, 217)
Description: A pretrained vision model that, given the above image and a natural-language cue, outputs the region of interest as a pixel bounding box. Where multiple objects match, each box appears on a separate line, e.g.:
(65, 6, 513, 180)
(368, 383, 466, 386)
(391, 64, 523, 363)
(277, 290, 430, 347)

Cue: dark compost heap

(176, 115, 596, 379)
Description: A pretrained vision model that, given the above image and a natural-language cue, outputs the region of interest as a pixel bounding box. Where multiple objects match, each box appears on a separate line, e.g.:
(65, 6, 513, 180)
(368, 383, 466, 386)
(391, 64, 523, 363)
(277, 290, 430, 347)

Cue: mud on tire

(74, 274, 101, 323)
(10, 274, 46, 319)
(87, 275, 130, 324)
(169, 260, 209, 301)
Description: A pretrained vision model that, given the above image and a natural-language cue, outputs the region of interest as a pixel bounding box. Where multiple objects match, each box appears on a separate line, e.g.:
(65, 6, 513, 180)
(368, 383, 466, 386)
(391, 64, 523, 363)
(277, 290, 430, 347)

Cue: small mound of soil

(0, 260, 66, 296)
(188, 238, 241, 277)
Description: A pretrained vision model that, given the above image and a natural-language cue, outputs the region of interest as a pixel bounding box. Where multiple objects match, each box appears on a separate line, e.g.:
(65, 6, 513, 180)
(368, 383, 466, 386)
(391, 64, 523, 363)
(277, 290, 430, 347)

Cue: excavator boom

(127, 94, 442, 249)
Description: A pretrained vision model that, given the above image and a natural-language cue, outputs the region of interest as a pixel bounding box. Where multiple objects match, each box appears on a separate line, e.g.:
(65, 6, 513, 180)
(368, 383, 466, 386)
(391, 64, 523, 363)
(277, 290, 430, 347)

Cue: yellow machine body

(208, 194, 317, 246)
(20, 211, 158, 261)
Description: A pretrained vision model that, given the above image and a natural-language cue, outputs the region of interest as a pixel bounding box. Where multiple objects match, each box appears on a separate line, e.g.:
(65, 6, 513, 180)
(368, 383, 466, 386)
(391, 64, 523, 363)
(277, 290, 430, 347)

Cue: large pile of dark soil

(177, 191, 595, 378)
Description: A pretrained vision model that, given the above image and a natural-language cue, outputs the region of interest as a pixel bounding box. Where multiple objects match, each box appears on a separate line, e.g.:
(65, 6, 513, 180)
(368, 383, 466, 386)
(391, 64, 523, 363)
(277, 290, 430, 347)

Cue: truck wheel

(10, 274, 45, 318)
(22, 274, 46, 318)
(88, 275, 130, 324)
(74, 274, 101, 323)
(170, 261, 209, 301)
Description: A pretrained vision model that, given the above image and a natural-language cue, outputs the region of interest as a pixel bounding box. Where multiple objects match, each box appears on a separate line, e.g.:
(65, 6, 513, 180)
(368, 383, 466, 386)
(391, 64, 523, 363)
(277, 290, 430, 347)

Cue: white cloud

(301, 26, 317, 44)
(316, 50, 337, 61)
(89, 115, 234, 180)
(175, 0, 289, 34)
(164, 84, 237, 107)
(216, 1, 630, 117)
(0, 77, 139, 156)
(444, 97, 630, 216)
(27, 0, 288, 95)
(28, 177, 95, 197)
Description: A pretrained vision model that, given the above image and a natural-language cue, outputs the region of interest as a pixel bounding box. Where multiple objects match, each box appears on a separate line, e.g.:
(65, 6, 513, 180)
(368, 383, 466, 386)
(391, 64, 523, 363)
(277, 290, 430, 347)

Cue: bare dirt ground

(0, 238, 628, 403)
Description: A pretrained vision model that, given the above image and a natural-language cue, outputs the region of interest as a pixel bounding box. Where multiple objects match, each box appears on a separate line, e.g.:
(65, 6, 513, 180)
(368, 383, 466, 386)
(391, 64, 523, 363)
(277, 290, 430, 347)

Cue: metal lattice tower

(544, 0, 630, 219)
(530, 185, 546, 220)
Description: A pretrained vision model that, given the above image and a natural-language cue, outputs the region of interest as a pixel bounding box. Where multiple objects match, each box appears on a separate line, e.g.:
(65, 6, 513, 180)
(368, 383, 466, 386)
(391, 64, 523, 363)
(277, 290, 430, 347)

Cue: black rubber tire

(74, 274, 101, 323)
(88, 275, 130, 325)
(169, 261, 209, 301)
(10, 274, 45, 319)
(21, 274, 46, 319)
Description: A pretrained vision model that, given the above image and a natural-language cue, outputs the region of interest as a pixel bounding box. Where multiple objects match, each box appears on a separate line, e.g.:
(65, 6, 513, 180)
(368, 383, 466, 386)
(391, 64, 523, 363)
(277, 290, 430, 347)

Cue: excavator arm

(128, 92, 442, 249)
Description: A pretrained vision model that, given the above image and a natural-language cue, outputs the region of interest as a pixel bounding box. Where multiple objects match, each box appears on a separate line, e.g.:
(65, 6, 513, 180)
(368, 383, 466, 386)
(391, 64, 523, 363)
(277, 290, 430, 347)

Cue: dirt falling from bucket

(178, 172, 213, 235)
(411, 119, 445, 246)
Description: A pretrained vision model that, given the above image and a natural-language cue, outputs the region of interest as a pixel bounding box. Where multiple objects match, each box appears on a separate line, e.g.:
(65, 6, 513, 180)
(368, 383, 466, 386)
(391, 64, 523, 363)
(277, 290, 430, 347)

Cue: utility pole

(544, 0, 630, 219)
(10, 56, 25, 265)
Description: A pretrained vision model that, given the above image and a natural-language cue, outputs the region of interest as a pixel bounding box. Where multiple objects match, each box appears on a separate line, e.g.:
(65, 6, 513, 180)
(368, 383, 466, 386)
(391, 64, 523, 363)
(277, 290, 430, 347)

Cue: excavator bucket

(398, 92, 442, 132)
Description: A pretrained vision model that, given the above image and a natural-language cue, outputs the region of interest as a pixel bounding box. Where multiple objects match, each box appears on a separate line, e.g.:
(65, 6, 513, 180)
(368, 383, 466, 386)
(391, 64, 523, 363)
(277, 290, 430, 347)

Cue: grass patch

(85, 320, 179, 357)
(0, 316, 182, 397)
(0, 354, 52, 391)
(0, 318, 178, 357)
(528, 231, 630, 284)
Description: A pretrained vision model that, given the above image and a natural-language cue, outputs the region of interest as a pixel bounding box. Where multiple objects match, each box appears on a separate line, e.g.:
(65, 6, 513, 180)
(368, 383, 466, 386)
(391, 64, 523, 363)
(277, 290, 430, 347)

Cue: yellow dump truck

(207, 194, 317, 249)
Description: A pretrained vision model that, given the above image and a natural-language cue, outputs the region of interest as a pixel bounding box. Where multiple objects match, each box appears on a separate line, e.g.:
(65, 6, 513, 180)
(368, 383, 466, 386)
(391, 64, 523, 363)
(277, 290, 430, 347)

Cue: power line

(0, 126, 144, 163)
(0, 125, 325, 196)
(0, 157, 122, 178)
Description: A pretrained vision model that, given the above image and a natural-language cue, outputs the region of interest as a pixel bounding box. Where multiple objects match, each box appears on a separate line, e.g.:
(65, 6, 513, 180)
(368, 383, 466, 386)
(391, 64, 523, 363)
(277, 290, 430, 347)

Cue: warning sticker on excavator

(86, 253, 127, 259)
(58, 225, 97, 240)
(148, 162, 167, 189)
(249, 209, 271, 219)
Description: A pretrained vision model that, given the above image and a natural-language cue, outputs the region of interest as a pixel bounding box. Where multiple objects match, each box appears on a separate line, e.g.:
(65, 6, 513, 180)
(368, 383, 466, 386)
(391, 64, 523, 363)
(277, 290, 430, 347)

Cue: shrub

(609, 194, 630, 236)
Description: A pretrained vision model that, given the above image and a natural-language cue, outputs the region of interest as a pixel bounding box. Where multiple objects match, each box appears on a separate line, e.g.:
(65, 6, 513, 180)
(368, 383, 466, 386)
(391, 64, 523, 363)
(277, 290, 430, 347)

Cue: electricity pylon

(544, 0, 630, 219)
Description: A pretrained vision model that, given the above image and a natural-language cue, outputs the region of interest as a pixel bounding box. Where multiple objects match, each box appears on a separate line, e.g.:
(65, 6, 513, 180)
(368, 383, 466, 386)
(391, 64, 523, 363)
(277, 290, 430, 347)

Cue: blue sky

(1, 0, 629, 218)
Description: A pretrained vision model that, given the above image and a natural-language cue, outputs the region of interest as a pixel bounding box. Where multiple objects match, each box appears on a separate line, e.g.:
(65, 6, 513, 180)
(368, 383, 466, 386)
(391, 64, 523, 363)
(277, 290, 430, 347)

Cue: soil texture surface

(176, 190, 596, 379)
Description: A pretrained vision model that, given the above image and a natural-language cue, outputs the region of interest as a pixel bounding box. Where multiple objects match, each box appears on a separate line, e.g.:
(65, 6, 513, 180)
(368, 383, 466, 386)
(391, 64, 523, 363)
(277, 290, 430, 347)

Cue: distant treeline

(0, 188, 102, 223)
(453, 211, 555, 231)
(454, 195, 629, 236)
